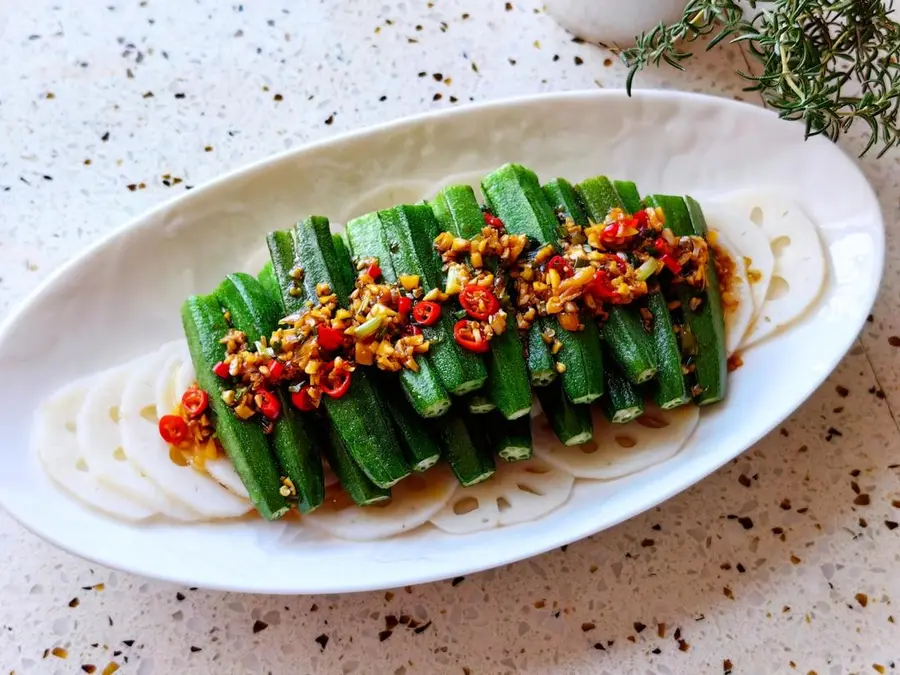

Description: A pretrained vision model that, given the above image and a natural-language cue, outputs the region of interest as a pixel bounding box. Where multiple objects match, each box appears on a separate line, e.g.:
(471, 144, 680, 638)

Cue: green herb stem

(621, 0, 900, 157)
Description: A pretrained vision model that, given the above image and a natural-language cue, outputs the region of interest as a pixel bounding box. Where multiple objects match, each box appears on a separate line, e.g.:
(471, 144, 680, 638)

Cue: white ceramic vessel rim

(0, 90, 884, 593)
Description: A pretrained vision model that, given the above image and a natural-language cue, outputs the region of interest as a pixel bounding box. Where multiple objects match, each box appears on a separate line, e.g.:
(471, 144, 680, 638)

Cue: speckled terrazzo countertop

(2, 2, 899, 674)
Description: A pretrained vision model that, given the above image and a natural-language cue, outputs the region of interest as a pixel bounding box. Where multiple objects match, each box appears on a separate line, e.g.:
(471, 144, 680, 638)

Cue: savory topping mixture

(433, 214, 529, 351)
(344, 259, 431, 371)
(512, 206, 709, 331)
(711, 238, 739, 314)
(157, 385, 221, 469)
(208, 269, 438, 420)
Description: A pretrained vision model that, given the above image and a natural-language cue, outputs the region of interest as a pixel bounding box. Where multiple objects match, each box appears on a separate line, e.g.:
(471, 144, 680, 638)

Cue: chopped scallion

(354, 315, 383, 339)
(635, 258, 660, 282)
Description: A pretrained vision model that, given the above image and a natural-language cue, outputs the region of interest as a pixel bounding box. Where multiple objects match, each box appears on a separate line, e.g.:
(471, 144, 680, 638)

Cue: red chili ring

(181, 388, 209, 418)
(412, 301, 442, 326)
(453, 319, 490, 353)
(159, 414, 189, 445)
(458, 285, 500, 321)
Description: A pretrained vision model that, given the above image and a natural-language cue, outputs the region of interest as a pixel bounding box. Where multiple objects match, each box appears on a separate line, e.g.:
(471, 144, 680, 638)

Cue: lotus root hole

(615, 435, 637, 448)
(516, 482, 544, 496)
(497, 496, 512, 512)
(766, 275, 790, 301)
(140, 405, 158, 424)
(112, 447, 127, 462)
(523, 465, 550, 475)
(453, 496, 479, 515)
(636, 415, 669, 429)
(770, 235, 791, 258)
(749, 206, 764, 227)
(579, 440, 599, 455)
(108, 406, 121, 423)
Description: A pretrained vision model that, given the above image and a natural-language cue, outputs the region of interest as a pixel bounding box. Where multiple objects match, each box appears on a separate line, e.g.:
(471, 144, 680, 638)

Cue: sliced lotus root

(429, 458, 573, 534)
(533, 402, 699, 480)
(304, 464, 458, 541)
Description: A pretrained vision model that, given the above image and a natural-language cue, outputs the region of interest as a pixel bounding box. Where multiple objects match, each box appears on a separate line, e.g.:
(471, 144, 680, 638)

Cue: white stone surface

(1, 1, 898, 674)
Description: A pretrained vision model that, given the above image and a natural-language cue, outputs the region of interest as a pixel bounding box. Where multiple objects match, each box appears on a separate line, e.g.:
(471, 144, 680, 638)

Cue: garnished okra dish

(33, 165, 825, 539)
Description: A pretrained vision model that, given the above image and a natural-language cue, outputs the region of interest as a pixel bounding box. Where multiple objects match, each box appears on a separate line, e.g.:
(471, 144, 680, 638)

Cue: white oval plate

(0, 91, 883, 594)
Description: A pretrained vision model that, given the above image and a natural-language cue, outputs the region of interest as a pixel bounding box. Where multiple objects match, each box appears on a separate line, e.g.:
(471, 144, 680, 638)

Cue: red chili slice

(291, 386, 316, 412)
(397, 295, 412, 318)
(453, 319, 490, 353)
(317, 324, 344, 351)
(268, 359, 285, 380)
(365, 262, 382, 280)
(483, 213, 504, 229)
(633, 209, 649, 229)
(256, 389, 281, 420)
(652, 237, 670, 255)
(181, 388, 209, 418)
(661, 253, 683, 274)
(212, 361, 230, 378)
(412, 301, 441, 326)
(320, 362, 352, 399)
(458, 285, 500, 320)
(601, 222, 621, 241)
(408, 325, 422, 336)
(547, 255, 574, 278)
(588, 270, 616, 300)
(159, 414, 189, 445)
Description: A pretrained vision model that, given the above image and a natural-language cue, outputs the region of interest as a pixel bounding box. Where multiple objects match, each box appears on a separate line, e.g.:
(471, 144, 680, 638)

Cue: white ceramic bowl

(0, 90, 883, 593)
(544, 0, 687, 45)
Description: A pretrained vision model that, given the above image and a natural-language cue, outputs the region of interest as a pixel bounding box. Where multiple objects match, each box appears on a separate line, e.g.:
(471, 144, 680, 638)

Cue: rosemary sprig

(621, 0, 900, 157)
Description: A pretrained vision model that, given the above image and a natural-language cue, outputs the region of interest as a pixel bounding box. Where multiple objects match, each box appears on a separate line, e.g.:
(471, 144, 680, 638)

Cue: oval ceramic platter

(0, 91, 883, 593)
